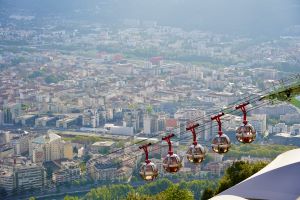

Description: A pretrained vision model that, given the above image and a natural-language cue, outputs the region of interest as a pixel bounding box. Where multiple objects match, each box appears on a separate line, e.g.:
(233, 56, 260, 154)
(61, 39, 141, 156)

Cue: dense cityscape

(0, 1, 300, 200)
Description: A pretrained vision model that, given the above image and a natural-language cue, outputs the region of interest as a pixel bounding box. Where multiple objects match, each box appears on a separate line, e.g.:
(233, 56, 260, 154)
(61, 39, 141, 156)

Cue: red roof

(166, 119, 177, 128)
(150, 56, 163, 65)
(113, 54, 123, 62)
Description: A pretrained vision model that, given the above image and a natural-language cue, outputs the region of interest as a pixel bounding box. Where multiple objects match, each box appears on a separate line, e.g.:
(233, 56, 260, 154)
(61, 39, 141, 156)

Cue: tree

(201, 188, 214, 200)
(73, 146, 78, 154)
(157, 185, 194, 200)
(124, 192, 153, 200)
(64, 195, 79, 200)
(28, 70, 43, 79)
(146, 104, 153, 115)
(79, 162, 87, 173)
(183, 180, 215, 200)
(98, 147, 109, 154)
(201, 161, 268, 199)
(85, 184, 134, 200)
(21, 104, 30, 111)
(215, 161, 268, 194)
(137, 178, 173, 195)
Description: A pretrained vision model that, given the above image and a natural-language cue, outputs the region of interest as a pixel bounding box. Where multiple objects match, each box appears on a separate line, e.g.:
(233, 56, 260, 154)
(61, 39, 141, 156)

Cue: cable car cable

(92, 100, 271, 170)
(92, 74, 299, 161)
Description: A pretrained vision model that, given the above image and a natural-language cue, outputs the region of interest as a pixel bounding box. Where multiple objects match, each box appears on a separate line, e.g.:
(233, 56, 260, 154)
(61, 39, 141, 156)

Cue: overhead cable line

(95, 74, 299, 159)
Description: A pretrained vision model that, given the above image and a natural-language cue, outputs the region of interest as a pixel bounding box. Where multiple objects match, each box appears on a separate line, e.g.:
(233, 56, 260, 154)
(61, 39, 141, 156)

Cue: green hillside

(59, 161, 267, 200)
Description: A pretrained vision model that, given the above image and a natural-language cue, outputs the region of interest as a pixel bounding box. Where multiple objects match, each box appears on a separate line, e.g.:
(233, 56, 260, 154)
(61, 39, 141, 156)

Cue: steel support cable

(92, 100, 271, 169)
(94, 74, 299, 160)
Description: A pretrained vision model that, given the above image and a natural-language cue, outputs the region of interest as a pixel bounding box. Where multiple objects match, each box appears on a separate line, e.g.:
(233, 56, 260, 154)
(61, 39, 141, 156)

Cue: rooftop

(92, 141, 115, 147)
(32, 133, 61, 144)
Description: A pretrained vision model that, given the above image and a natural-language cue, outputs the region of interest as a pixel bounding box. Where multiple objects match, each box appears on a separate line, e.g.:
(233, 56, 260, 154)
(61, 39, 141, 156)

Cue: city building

(82, 109, 100, 128)
(252, 68, 278, 80)
(123, 109, 143, 133)
(87, 158, 118, 181)
(15, 115, 37, 126)
(0, 146, 14, 159)
(30, 133, 64, 163)
(268, 123, 288, 135)
(174, 108, 205, 121)
(15, 162, 46, 192)
(104, 124, 134, 136)
(249, 114, 267, 137)
(52, 161, 81, 184)
(143, 114, 158, 135)
(0, 109, 3, 125)
(0, 168, 14, 194)
(91, 141, 115, 154)
(0, 157, 46, 194)
(87, 157, 133, 182)
(11, 133, 30, 155)
(56, 117, 80, 129)
(0, 131, 10, 145)
(35, 116, 57, 127)
(280, 113, 300, 124)
(290, 124, 300, 136)
(253, 104, 297, 117)
(2, 103, 22, 125)
(78, 147, 85, 158)
(63, 141, 73, 160)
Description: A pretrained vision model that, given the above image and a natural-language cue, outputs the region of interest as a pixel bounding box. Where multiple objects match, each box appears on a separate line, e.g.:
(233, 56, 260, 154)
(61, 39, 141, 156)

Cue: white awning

(211, 148, 300, 200)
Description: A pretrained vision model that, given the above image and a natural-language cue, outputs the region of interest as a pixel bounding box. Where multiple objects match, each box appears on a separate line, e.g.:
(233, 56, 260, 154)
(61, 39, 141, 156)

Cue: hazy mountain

(1, 0, 300, 36)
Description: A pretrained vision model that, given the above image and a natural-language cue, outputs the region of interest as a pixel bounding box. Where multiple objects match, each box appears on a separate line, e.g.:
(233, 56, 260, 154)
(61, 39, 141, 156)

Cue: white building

(269, 123, 288, 135)
(0, 110, 3, 125)
(2, 103, 22, 125)
(0, 157, 46, 194)
(143, 114, 158, 135)
(174, 108, 205, 121)
(30, 133, 64, 163)
(104, 124, 134, 136)
(249, 114, 267, 137)
(82, 109, 100, 128)
(0, 131, 10, 145)
(78, 147, 85, 158)
(290, 124, 300, 136)
(11, 134, 30, 155)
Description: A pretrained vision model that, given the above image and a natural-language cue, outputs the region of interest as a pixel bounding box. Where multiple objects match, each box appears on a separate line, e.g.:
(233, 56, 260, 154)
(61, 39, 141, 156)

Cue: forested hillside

(57, 161, 267, 200)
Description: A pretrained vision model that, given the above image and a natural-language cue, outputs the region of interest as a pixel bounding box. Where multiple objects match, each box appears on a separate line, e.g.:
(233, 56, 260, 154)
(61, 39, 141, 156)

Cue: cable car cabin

(162, 134, 182, 173)
(139, 161, 159, 181)
(235, 102, 256, 144)
(162, 153, 182, 173)
(186, 144, 205, 164)
(236, 124, 256, 143)
(139, 143, 158, 181)
(211, 134, 231, 154)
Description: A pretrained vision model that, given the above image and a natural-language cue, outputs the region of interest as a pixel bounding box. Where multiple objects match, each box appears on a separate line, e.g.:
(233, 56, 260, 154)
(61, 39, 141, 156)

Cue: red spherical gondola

(186, 144, 206, 163)
(235, 102, 256, 144)
(236, 124, 256, 143)
(211, 134, 231, 154)
(139, 143, 158, 181)
(162, 134, 182, 173)
(186, 123, 206, 164)
(211, 113, 231, 154)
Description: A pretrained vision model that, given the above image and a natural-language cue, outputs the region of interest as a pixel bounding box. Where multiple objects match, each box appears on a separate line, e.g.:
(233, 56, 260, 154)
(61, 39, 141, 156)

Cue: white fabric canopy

(211, 148, 300, 200)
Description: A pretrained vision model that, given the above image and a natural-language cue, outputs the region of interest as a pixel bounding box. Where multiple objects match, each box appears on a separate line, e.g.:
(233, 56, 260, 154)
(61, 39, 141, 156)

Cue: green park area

(62, 135, 103, 144)
(291, 97, 300, 109)
(226, 143, 297, 158)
